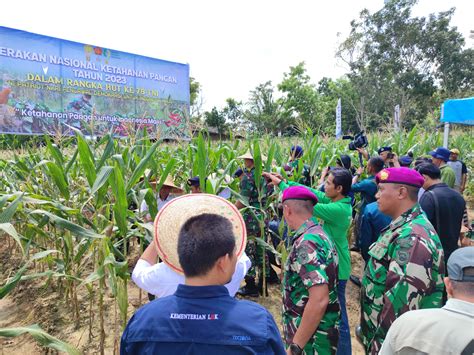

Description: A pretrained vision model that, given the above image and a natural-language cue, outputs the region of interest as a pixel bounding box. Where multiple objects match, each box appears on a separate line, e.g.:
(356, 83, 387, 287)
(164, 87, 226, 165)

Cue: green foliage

(204, 107, 227, 134)
(0, 90, 472, 354)
(0, 324, 80, 354)
(337, 0, 473, 129)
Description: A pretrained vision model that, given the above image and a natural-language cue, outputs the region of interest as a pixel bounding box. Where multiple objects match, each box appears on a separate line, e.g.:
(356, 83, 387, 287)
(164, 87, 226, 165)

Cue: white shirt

(132, 252, 251, 298)
(140, 195, 174, 220)
(380, 298, 474, 355)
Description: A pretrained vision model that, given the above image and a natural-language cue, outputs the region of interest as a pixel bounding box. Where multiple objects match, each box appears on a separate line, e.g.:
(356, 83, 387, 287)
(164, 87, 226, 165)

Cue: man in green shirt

(429, 147, 456, 188)
(264, 167, 353, 355)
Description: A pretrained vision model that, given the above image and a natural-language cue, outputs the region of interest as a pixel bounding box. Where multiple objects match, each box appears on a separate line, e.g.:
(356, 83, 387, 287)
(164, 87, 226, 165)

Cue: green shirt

(279, 181, 353, 280)
(440, 164, 456, 188)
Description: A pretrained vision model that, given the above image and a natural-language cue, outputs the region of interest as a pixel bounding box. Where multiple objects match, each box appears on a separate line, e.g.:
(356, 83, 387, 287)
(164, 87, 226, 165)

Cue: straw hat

(153, 194, 247, 274)
(237, 150, 268, 162)
(157, 175, 183, 193)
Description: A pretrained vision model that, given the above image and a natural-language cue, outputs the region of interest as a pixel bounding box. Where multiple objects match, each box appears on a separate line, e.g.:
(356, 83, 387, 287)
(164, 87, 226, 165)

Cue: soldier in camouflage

(235, 150, 271, 297)
(358, 167, 445, 354)
(281, 186, 340, 355)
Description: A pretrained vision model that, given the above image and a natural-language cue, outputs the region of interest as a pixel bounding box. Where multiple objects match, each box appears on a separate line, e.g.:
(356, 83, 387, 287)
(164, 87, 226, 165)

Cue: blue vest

(121, 284, 286, 355)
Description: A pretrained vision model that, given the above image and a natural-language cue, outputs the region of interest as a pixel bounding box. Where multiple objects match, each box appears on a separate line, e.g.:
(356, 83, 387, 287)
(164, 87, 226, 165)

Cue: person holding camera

(357, 146, 401, 168)
(350, 157, 385, 252)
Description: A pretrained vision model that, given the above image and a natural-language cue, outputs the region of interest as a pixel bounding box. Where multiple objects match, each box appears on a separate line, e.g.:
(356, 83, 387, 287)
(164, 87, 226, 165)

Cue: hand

(388, 153, 400, 168)
(356, 147, 369, 160)
(356, 167, 364, 175)
(321, 166, 329, 176)
(272, 172, 284, 180)
(262, 172, 282, 186)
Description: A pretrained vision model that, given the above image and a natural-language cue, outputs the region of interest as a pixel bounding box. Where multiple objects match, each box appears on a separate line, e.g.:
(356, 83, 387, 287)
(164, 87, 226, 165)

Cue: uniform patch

(296, 244, 312, 264)
(395, 250, 410, 265)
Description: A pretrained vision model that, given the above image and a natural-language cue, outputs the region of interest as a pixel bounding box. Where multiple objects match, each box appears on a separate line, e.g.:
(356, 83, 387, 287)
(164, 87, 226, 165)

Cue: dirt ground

(1, 204, 472, 354)
(0, 241, 365, 354)
(253, 251, 365, 355)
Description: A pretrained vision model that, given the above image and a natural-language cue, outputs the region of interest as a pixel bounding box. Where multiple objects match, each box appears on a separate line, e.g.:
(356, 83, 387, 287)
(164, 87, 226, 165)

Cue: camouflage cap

(376, 167, 424, 188)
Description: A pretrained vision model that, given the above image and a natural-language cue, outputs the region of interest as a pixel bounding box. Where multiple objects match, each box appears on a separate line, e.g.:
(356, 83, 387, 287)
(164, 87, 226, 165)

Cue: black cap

(378, 146, 392, 154)
(399, 155, 413, 167)
(233, 168, 243, 178)
(187, 176, 200, 186)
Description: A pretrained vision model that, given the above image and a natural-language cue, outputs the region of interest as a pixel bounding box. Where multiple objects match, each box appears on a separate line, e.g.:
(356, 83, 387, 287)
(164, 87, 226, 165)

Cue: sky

(1, 0, 472, 111)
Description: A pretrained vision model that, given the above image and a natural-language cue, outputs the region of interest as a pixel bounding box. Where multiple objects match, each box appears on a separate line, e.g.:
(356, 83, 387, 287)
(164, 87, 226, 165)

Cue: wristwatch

(289, 343, 303, 355)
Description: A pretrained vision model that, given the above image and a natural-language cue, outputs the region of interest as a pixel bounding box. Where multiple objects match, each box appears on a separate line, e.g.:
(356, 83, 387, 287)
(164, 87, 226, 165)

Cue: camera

(343, 131, 369, 151)
(387, 152, 394, 159)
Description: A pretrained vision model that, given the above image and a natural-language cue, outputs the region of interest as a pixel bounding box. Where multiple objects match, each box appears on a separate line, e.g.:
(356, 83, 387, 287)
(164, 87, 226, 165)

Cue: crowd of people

(120, 143, 473, 355)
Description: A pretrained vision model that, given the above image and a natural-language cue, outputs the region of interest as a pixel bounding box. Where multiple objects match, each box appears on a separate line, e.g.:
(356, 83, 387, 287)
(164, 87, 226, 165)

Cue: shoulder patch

(395, 249, 410, 266)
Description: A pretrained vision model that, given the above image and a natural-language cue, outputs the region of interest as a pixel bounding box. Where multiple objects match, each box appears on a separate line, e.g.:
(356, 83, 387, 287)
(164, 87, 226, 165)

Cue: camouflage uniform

(283, 217, 340, 354)
(239, 168, 269, 280)
(360, 204, 445, 354)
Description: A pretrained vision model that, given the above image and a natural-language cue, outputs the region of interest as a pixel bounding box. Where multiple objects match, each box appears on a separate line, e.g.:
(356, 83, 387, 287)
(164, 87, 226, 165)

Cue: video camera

(343, 131, 368, 151)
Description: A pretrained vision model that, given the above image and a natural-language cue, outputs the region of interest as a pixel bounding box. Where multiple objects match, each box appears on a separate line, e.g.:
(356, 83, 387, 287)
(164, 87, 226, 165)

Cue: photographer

(350, 157, 385, 252)
(357, 146, 400, 168)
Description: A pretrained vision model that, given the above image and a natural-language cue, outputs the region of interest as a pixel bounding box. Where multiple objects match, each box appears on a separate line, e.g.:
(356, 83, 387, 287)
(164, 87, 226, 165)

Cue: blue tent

(440, 97, 474, 125)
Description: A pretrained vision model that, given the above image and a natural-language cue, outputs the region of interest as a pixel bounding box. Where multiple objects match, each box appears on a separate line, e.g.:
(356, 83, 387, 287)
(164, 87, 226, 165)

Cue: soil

(0, 239, 364, 355)
(1, 204, 472, 354)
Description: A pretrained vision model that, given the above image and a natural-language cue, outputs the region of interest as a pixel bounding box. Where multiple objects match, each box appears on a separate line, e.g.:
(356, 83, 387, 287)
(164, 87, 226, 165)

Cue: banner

(0, 26, 190, 138)
(394, 104, 400, 130)
(440, 97, 474, 125)
(335, 98, 342, 139)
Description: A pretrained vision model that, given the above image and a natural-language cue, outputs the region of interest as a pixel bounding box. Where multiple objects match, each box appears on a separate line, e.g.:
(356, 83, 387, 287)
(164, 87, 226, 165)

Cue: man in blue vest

(121, 204, 285, 354)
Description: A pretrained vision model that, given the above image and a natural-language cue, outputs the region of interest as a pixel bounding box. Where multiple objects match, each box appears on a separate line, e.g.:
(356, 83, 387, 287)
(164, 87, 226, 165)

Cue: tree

(317, 77, 360, 134)
(222, 98, 246, 131)
(277, 62, 321, 130)
(245, 81, 285, 134)
(204, 107, 227, 134)
(337, 0, 473, 129)
(189, 77, 203, 122)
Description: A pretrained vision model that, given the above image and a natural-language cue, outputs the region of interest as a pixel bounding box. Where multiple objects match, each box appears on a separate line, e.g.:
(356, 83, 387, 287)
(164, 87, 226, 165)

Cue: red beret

(375, 167, 424, 188)
(282, 186, 318, 205)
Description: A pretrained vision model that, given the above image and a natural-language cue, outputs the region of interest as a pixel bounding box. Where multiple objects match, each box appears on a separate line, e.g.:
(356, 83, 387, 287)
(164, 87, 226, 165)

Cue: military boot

(237, 276, 259, 297)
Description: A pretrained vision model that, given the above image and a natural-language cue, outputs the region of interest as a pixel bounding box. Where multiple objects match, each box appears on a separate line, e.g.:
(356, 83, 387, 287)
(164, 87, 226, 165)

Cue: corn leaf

(91, 166, 113, 195)
(0, 223, 24, 256)
(0, 324, 80, 355)
(0, 193, 24, 223)
(126, 139, 161, 191)
(29, 209, 103, 239)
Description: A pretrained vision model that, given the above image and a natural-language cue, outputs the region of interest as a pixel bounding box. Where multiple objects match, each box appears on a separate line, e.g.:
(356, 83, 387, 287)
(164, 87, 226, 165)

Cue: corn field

(0, 126, 472, 354)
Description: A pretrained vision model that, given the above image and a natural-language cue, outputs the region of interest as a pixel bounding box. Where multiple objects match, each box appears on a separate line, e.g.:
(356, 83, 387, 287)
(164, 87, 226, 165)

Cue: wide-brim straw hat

(153, 194, 247, 274)
(148, 175, 183, 193)
(237, 150, 268, 162)
(158, 175, 183, 193)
